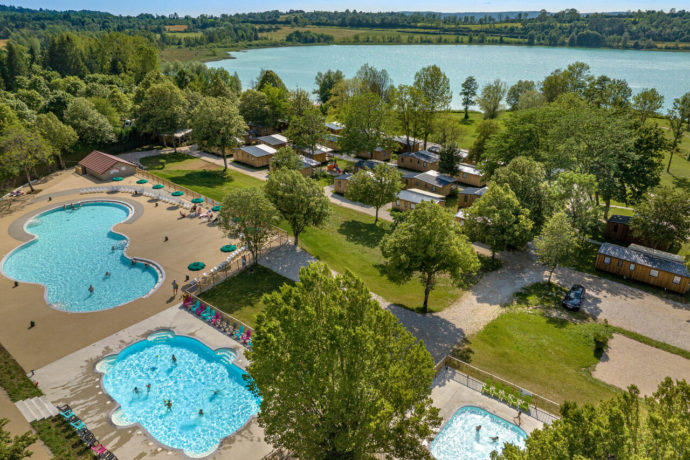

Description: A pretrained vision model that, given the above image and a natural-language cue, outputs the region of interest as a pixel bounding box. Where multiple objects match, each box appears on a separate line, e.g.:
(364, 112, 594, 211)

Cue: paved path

(387, 245, 690, 363)
(323, 185, 393, 222)
(259, 244, 316, 282)
(593, 334, 690, 396)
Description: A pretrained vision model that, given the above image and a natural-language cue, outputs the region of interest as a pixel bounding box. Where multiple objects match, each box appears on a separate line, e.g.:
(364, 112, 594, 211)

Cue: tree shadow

(337, 219, 387, 248)
(671, 175, 690, 194)
(140, 152, 194, 170)
(163, 170, 232, 190)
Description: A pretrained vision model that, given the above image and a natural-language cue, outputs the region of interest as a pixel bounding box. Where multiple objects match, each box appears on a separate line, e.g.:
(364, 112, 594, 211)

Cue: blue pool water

(1, 201, 159, 312)
(430, 406, 526, 460)
(98, 332, 260, 457)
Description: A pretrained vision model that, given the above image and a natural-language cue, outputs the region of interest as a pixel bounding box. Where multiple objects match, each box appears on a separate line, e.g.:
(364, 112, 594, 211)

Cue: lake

(208, 44, 690, 110)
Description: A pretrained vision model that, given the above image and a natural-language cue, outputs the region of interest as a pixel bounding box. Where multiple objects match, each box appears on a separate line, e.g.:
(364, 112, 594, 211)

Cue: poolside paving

(0, 389, 52, 460)
(0, 169, 242, 372)
(32, 304, 273, 460)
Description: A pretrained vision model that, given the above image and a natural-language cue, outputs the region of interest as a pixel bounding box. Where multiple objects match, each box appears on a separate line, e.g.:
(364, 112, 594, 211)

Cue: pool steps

(15, 396, 59, 422)
(215, 348, 237, 365)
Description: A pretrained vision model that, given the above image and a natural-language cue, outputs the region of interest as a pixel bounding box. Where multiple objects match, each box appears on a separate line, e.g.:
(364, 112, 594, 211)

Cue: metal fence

(136, 168, 216, 205)
(436, 356, 560, 425)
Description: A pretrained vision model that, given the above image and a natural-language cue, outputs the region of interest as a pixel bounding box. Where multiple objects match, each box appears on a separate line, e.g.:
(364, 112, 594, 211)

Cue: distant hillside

(401, 11, 542, 20)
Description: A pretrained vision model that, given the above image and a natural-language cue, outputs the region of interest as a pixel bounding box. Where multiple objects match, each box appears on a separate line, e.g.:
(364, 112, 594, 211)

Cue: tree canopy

(190, 95, 247, 170)
(248, 263, 441, 459)
(630, 186, 690, 251)
(345, 163, 403, 224)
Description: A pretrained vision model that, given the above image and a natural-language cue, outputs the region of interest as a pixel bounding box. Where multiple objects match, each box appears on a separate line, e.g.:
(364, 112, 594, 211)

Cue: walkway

(323, 185, 393, 222)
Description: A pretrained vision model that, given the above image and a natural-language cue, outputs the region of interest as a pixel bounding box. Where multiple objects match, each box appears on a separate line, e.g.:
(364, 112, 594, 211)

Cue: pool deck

(0, 170, 241, 372)
(432, 368, 544, 436)
(32, 303, 273, 460)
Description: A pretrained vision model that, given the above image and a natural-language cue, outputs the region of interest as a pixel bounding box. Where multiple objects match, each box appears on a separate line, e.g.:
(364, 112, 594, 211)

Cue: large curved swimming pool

(1, 201, 159, 312)
(430, 406, 527, 460)
(97, 331, 260, 458)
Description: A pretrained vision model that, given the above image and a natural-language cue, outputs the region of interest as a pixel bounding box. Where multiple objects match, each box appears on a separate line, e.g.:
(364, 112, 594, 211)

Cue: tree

(190, 96, 247, 170)
(550, 171, 600, 240)
(381, 201, 479, 312)
(264, 168, 330, 247)
(355, 64, 391, 99)
(535, 212, 578, 282)
(345, 163, 403, 224)
(632, 88, 664, 123)
(667, 100, 686, 173)
(0, 124, 54, 192)
(285, 107, 327, 155)
(314, 69, 344, 107)
(506, 80, 536, 110)
(63, 97, 116, 145)
(34, 112, 77, 169)
(463, 184, 533, 259)
(676, 91, 690, 131)
(430, 113, 463, 147)
(516, 89, 545, 110)
(459, 76, 478, 119)
(256, 69, 286, 92)
(468, 119, 500, 164)
(414, 65, 452, 149)
(0, 418, 36, 460)
(219, 188, 279, 265)
(391, 84, 422, 148)
(630, 186, 690, 250)
(247, 263, 441, 459)
(477, 79, 507, 119)
(495, 379, 690, 460)
(135, 80, 186, 147)
(492, 157, 552, 231)
(0, 103, 19, 134)
(287, 88, 313, 120)
(270, 146, 303, 171)
(438, 142, 460, 176)
(540, 62, 592, 102)
(340, 91, 394, 157)
(261, 84, 289, 129)
(239, 89, 270, 127)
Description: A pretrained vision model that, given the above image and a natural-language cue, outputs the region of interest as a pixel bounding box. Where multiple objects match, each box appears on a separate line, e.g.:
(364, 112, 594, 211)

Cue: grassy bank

(200, 265, 293, 327)
(0, 343, 42, 402)
(32, 417, 96, 459)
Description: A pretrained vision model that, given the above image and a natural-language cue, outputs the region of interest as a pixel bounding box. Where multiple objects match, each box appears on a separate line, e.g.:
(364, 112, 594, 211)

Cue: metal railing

(136, 168, 217, 205)
(436, 356, 560, 425)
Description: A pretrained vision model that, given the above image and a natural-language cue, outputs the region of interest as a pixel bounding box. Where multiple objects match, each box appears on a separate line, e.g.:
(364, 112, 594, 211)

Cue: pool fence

(435, 355, 560, 425)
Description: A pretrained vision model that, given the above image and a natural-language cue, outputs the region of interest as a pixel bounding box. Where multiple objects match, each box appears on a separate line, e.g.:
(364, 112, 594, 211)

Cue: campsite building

(595, 243, 690, 294)
(233, 144, 277, 168)
(392, 188, 445, 211)
(76, 151, 137, 181)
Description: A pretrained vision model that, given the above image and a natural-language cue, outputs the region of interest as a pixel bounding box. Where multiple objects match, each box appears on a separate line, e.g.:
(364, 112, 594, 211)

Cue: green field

(141, 153, 465, 311)
(200, 265, 293, 327)
(457, 283, 620, 405)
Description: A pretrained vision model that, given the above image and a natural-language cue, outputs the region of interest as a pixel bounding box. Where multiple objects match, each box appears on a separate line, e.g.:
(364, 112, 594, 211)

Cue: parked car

(562, 284, 585, 310)
(428, 145, 441, 154)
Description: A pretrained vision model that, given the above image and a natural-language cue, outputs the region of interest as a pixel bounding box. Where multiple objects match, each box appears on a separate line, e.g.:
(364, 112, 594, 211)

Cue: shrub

(594, 330, 610, 354)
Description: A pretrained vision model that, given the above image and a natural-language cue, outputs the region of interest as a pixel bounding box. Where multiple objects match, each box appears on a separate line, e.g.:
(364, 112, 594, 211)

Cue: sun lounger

(202, 308, 214, 321)
(71, 420, 86, 431)
(234, 326, 244, 340)
(211, 312, 220, 325)
(195, 304, 205, 316)
(197, 305, 209, 317)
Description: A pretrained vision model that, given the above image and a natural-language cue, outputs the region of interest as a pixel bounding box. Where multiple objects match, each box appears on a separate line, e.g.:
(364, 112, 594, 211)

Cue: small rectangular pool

(430, 405, 526, 460)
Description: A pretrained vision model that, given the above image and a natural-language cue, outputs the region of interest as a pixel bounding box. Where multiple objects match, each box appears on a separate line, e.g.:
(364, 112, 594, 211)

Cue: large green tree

(34, 112, 77, 169)
(391, 84, 422, 148)
(477, 79, 507, 119)
(135, 80, 186, 147)
(495, 379, 690, 460)
(459, 76, 478, 120)
(63, 97, 116, 145)
(270, 146, 303, 171)
(239, 89, 270, 127)
(219, 188, 279, 265)
(438, 142, 461, 176)
(492, 156, 552, 231)
(506, 80, 536, 110)
(463, 184, 533, 259)
(535, 212, 578, 283)
(190, 96, 247, 170)
(413, 65, 452, 149)
(285, 107, 327, 156)
(248, 263, 441, 459)
(632, 88, 664, 123)
(0, 124, 54, 192)
(381, 201, 479, 312)
(630, 186, 690, 250)
(345, 163, 403, 224)
(264, 168, 330, 247)
(314, 69, 344, 108)
(550, 171, 600, 240)
(256, 69, 286, 92)
(340, 91, 394, 157)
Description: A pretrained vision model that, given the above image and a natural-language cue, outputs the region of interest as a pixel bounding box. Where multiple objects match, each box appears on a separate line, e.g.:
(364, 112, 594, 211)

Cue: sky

(5, 0, 686, 17)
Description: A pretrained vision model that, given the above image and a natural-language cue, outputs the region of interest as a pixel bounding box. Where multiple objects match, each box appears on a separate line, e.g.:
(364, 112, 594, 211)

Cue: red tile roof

(78, 151, 136, 175)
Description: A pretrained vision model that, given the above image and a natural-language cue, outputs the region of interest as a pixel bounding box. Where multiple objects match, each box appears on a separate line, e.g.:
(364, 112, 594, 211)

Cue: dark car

(562, 284, 585, 310)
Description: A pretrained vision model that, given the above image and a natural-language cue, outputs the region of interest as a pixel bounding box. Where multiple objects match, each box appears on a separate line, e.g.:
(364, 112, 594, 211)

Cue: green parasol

(191, 198, 204, 204)
(136, 179, 148, 184)
(171, 191, 184, 196)
(187, 261, 205, 271)
(220, 244, 237, 253)
(152, 184, 164, 189)
(112, 176, 123, 181)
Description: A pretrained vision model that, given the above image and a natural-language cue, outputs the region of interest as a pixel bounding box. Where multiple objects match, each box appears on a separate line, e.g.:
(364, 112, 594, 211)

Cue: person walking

(172, 280, 179, 297)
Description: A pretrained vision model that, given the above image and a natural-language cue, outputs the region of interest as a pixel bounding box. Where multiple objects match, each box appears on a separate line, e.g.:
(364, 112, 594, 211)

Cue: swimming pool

(1, 201, 160, 312)
(430, 406, 526, 460)
(97, 331, 260, 458)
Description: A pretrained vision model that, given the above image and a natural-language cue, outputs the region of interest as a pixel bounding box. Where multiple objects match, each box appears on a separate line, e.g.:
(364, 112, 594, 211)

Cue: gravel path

(593, 334, 690, 396)
(323, 185, 393, 222)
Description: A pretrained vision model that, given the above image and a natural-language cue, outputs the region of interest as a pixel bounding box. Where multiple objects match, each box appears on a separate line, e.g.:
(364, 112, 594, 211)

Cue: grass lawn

(0, 343, 42, 402)
(455, 283, 620, 405)
(199, 265, 293, 327)
(32, 417, 96, 459)
(142, 152, 465, 310)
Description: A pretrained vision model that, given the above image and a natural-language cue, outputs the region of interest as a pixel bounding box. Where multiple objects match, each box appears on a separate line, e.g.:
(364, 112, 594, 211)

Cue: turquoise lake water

(430, 406, 527, 460)
(1, 202, 159, 312)
(209, 44, 690, 110)
(101, 333, 260, 457)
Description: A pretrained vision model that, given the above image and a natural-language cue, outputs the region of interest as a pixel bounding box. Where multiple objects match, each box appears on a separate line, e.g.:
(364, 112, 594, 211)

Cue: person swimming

(146, 384, 151, 392)
(491, 436, 499, 442)
(134, 387, 140, 394)
(172, 354, 177, 363)
(476, 425, 482, 432)
(88, 285, 94, 293)
(105, 272, 110, 277)
(199, 409, 204, 416)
